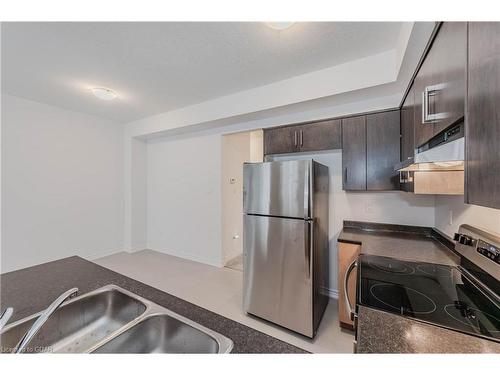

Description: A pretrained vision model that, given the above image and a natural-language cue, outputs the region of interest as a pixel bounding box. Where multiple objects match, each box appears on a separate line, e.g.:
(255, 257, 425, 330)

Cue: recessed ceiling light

(91, 87, 118, 101)
(265, 22, 296, 31)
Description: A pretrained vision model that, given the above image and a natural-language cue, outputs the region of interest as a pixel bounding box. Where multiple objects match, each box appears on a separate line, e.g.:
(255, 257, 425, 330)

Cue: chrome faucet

(13, 287, 78, 353)
(0, 307, 14, 330)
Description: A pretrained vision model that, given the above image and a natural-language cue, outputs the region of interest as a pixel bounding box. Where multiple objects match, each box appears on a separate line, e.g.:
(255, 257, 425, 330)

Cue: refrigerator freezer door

(243, 160, 312, 219)
(243, 214, 313, 337)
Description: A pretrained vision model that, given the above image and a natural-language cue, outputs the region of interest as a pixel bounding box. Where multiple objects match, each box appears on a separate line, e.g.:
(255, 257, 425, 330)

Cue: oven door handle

(344, 258, 358, 321)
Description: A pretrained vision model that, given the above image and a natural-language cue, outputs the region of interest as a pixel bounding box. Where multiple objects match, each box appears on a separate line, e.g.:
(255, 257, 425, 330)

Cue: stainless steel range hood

(395, 137, 464, 170)
(415, 137, 464, 164)
(395, 124, 465, 195)
(395, 123, 464, 171)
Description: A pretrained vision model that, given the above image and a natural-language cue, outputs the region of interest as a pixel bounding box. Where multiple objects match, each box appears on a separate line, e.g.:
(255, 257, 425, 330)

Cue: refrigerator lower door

(243, 214, 313, 337)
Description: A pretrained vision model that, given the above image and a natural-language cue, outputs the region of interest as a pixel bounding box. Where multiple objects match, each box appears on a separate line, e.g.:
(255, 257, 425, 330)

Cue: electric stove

(357, 225, 500, 343)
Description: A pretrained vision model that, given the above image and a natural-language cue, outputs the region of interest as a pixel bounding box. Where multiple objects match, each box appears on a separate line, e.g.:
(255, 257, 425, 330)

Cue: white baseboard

(146, 248, 223, 268)
(321, 286, 339, 299)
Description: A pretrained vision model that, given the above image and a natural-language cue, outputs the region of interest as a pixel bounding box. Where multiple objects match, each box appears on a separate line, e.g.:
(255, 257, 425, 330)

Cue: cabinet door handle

(300, 130, 304, 146)
(294, 131, 298, 147)
(344, 168, 348, 184)
(422, 83, 448, 123)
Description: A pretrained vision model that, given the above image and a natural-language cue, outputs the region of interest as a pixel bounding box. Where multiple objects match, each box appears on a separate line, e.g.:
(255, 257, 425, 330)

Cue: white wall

(147, 133, 222, 267)
(270, 151, 436, 294)
(435, 195, 500, 238)
(1, 95, 124, 272)
(129, 138, 147, 251)
(221, 130, 264, 264)
(221, 132, 251, 264)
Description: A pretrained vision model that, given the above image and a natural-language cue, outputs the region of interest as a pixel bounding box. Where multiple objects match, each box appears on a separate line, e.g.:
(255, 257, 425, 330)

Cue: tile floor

(94, 249, 354, 353)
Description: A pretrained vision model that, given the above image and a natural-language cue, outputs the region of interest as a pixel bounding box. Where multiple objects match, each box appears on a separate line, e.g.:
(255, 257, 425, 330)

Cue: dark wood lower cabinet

(342, 116, 367, 190)
(466, 22, 500, 209)
(366, 110, 401, 190)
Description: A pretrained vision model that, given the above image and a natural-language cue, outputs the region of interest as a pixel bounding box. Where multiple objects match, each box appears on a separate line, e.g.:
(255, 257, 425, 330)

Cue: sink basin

(93, 314, 230, 353)
(0, 287, 146, 353)
(0, 285, 233, 354)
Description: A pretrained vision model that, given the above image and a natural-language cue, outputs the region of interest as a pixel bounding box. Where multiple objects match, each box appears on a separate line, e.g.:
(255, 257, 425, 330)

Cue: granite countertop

(0, 256, 306, 354)
(356, 306, 500, 353)
(338, 221, 459, 266)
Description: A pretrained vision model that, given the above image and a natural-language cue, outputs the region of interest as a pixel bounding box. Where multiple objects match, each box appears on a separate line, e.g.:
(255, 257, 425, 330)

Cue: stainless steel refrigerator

(242, 159, 329, 338)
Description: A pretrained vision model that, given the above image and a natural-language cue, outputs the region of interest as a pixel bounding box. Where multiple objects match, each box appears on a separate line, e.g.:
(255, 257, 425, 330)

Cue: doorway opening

(221, 129, 263, 271)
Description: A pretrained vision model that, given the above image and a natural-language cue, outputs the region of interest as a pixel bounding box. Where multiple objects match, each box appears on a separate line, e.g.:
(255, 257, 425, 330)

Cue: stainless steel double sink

(0, 285, 233, 353)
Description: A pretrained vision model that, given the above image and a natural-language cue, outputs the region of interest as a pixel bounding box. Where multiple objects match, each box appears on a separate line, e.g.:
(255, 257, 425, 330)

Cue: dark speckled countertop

(338, 221, 500, 353)
(0, 256, 306, 354)
(338, 221, 459, 265)
(357, 306, 500, 353)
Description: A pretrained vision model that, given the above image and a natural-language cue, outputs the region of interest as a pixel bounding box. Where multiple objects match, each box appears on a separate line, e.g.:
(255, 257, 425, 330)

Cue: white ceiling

(2, 22, 407, 123)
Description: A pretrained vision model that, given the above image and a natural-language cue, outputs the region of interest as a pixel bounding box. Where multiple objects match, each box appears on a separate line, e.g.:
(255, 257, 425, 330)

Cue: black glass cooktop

(358, 255, 500, 342)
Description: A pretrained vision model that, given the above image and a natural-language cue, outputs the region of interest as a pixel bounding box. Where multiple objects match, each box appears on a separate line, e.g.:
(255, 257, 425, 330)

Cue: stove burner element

(416, 263, 453, 278)
(370, 283, 437, 314)
(444, 302, 500, 334)
(368, 260, 415, 275)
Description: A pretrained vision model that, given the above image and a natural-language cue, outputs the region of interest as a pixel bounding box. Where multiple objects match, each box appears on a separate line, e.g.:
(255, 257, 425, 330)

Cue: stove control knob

(459, 235, 473, 246)
(453, 233, 461, 241)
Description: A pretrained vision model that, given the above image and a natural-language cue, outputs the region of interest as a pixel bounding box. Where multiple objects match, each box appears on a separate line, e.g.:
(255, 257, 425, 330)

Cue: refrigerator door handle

(305, 220, 313, 279)
(304, 163, 310, 219)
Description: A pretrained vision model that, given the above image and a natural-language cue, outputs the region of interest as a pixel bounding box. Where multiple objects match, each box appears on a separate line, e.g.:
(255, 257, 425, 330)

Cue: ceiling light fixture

(265, 22, 296, 31)
(91, 87, 118, 101)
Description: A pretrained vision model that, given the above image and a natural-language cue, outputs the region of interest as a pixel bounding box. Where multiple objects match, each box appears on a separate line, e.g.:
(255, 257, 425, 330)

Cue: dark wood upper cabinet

(414, 46, 435, 147)
(342, 115, 366, 190)
(299, 119, 342, 152)
(401, 85, 415, 161)
(366, 110, 401, 190)
(432, 22, 467, 135)
(263, 125, 300, 155)
(466, 22, 500, 209)
(263, 119, 341, 156)
(414, 22, 467, 148)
